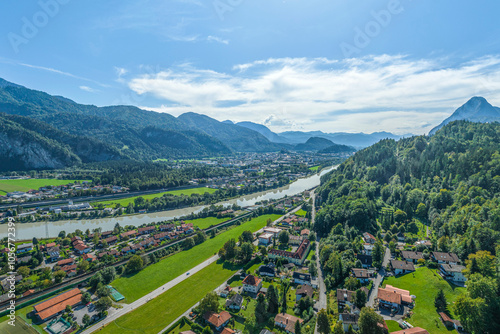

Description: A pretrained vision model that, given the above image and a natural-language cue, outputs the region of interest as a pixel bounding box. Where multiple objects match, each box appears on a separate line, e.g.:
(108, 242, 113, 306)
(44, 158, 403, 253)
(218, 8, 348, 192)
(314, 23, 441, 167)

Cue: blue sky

(1, 0, 500, 134)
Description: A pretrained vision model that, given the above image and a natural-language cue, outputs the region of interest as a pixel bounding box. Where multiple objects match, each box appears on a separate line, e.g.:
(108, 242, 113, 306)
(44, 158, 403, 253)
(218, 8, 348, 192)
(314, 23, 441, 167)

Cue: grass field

(386, 320, 401, 332)
(0, 178, 88, 194)
(92, 187, 217, 208)
(187, 217, 228, 229)
(309, 166, 319, 171)
(112, 214, 280, 302)
(383, 267, 465, 334)
(97, 261, 237, 334)
(0, 319, 38, 334)
(295, 209, 307, 217)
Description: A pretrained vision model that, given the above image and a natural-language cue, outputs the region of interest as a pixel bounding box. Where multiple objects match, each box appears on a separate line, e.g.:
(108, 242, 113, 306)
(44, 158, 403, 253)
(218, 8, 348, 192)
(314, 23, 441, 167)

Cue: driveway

(367, 247, 391, 308)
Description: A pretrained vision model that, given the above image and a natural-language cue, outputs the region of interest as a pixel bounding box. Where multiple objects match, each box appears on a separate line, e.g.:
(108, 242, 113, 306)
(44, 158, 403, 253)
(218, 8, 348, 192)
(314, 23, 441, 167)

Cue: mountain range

(429, 96, 500, 135)
(0, 77, 498, 171)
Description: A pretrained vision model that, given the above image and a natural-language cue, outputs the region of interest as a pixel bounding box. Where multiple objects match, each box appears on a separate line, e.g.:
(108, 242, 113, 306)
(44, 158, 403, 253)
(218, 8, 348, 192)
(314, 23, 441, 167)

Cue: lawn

(308, 166, 319, 171)
(97, 261, 237, 334)
(187, 217, 228, 229)
(92, 187, 217, 208)
(383, 267, 466, 334)
(306, 249, 315, 261)
(386, 320, 401, 332)
(0, 179, 88, 193)
(295, 209, 307, 217)
(112, 214, 281, 302)
(165, 319, 193, 334)
(0, 319, 38, 334)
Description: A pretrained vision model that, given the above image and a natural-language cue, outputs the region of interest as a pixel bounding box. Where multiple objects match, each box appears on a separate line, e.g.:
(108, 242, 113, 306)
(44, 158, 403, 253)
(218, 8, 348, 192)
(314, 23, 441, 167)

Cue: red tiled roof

(57, 258, 74, 266)
(243, 275, 262, 287)
(378, 288, 402, 305)
(34, 288, 82, 320)
(204, 311, 232, 328)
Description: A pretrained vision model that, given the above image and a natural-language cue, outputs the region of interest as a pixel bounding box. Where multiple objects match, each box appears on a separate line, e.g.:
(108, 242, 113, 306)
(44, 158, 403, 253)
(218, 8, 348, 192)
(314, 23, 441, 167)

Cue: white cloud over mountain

(127, 55, 500, 134)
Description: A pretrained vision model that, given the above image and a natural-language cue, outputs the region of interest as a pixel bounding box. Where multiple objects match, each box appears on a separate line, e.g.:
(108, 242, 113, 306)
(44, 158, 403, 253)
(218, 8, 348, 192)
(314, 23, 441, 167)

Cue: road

(82, 255, 220, 334)
(155, 271, 242, 334)
(367, 247, 391, 308)
(310, 190, 327, 334)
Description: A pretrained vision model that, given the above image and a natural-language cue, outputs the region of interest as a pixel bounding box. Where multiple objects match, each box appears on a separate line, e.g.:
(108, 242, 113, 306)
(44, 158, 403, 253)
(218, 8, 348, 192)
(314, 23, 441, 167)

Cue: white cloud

(79, 86, 95, 92)
(127, 55, 500, 134)
(207, 35, 229, 45)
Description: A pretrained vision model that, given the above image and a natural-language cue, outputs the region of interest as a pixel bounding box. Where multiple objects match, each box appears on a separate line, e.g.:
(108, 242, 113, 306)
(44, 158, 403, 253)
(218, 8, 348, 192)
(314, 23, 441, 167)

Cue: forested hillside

(313, 121, 499, 333)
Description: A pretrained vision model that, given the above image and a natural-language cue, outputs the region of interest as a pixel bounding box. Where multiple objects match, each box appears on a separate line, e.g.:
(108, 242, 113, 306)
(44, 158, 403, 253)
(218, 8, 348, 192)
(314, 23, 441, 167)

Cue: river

(3, 166, 336, 240)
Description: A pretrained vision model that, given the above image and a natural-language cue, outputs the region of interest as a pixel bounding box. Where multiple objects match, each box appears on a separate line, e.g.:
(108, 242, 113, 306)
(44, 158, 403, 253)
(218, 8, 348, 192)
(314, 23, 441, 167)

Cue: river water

(3, 166, 336, 240)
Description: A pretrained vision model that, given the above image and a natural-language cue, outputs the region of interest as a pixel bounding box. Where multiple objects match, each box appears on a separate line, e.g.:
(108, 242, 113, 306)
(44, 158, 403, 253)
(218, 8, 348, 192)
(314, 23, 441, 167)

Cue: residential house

(243, 275, 262, 294)
(16, 243, 33, 254)
(263, 227, 281, 237)
(203, 311, 232, 331)
(274, 313, 303, 334)
(225, 293, 243, 310)
(396, 232, 405, 242)
(432, 252, 460, 265)
(102, 235, 118, 245)
(259, 264, 276, 277)
(292, 271, 313, 286)
(439, 312, 463, 331)
(362, 232, 376, 244)
(83, 253, 96, 262)
(377, 288, 402, 309)
(356, 254, 373, 268)
(337, 287, 369, 309)
(390, 260, 415, 275)
(268, 239, 311, 265)
(57, 258, 74, 267)
(339, 313, 359, 332)
(351, 268, 371, 284)
(221, 329, 236, 334)
(362, 244, 374, 255)
(120, 230, 137, 239)
(384, 285, 413, 305)
(46, 247, 60, 262)
(153, 232, 171, 242)
(220, 285, 232, 298)
(440, 264, 467, 283)
(300, 229, 310, 237)
(289, 235, 302, 245)
(138, 226, 155, 235)
(258, 233, 273, 245)
(401, 251, 424, 264)
(159, 224, 175, 232)
(295, 285, 314, 301)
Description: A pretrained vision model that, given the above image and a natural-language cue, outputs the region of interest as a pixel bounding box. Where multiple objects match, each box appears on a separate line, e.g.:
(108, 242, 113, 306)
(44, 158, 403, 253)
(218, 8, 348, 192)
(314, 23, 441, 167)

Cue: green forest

(313, 121, 500, 333)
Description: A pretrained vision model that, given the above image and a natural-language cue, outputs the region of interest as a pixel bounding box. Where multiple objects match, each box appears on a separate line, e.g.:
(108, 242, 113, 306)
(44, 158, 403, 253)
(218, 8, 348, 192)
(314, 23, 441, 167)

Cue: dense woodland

(313, 121, 500, 333)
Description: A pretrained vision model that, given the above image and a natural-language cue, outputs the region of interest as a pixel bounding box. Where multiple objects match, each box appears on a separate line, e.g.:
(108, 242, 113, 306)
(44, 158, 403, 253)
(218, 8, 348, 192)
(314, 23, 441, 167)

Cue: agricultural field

(92, 187, 217, 208)
(0, 178, 87, 195)
(98, 261, 237, 334)
(112, 214, 281, 302)
(383, 267, 465, 334)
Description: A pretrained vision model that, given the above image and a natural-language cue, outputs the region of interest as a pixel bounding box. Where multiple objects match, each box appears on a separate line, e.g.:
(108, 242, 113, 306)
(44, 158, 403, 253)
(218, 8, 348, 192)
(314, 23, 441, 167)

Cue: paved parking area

(72, 302, 99, 325)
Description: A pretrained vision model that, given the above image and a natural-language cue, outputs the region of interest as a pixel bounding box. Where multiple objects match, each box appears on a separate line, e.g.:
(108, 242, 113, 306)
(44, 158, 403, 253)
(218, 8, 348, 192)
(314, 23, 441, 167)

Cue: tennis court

(108, 285, 125, 302)
(46, 317, 71, 334)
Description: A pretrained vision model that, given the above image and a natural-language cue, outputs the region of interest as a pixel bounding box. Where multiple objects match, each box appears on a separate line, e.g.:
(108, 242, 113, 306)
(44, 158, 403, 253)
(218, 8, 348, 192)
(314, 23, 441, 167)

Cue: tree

(345, 277, 359, 291)
(266, 285, 279, 314)
(89, 272, 103, 289)
(309, 261, 318, 277)
(222, 239, 237, 260)
(239, 242, 254, 263)
(266, 218, 273, 226)
(202, 326, 212, 334)
(100, 267, 116, 284)
(126, 255, 143, 272)
(81, 292, 92, 305)
(347, 324, 356, 334)
(82, 314, 91, 327)
(295, 320, 302, 334)
(17, 266, 30, 277)
(255, 293, 267, 323)
(308, 231, 317, 243)
(317, 309, 330, 334)
(97, 285, 110, 298)
(65, 305, 72, 313)
(32, 237, 39, 245)
(354, 289, 367, 309)
(95, 296, 113, 314)
(358, 307, 385, 334)
(372, 241, 384, 268)
(194, 231, 206, 245)
(281, 281, 290, 313)
(278, 230, 290, 245)
(416, 203, 427, 219)
(77, 259, 90, 273)
(54, 270, 67, 283)
(434, 289, 447, 311)
(465, 251, 496, 278)
(333, 320, 343, 334)
(199, 291, 219, 315)
(394, 209, 407, 223)
(182, 237, 195, 250)
(239, 230, 254, 243)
